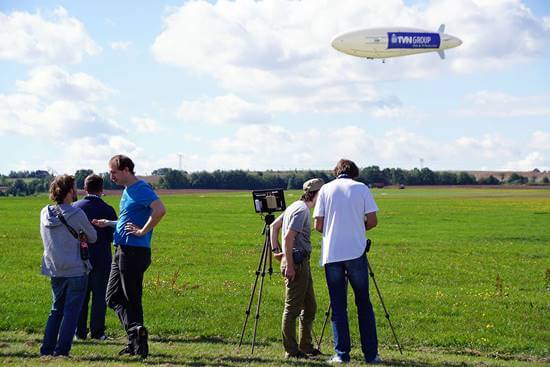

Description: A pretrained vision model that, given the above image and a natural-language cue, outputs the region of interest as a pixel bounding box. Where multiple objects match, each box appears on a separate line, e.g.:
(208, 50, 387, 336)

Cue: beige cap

(303, 178, 324, 193)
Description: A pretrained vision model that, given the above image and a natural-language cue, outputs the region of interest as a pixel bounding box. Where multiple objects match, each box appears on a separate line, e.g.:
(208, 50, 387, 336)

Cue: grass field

(0, 188, 549, 366)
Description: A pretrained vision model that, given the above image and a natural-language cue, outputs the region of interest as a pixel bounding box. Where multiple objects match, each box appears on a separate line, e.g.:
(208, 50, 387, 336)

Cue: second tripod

(237, 213, 275, 354)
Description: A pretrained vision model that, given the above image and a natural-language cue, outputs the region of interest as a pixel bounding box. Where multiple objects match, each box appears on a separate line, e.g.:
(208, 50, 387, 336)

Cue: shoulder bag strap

(53, 206, 79, 239)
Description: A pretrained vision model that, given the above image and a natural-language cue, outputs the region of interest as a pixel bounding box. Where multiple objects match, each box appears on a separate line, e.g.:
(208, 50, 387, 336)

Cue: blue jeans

(40, 275, 88, 356)
(324, 255, 378, 361)
(76, 266, 110, 338)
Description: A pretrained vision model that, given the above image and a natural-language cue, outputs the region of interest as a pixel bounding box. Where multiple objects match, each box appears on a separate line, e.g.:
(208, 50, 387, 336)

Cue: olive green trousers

(281, 260, 317, 355)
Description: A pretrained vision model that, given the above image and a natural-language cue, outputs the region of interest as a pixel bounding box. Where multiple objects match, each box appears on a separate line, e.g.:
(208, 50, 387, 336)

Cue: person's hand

(92, 219, 110, 228)
(283, 264, 296, 281)
(274, 252, 284, 262)
(125, 222, 146, 236)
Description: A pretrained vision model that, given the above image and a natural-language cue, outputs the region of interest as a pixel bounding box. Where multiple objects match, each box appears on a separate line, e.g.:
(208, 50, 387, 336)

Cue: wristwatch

(272, 247, 281, 253)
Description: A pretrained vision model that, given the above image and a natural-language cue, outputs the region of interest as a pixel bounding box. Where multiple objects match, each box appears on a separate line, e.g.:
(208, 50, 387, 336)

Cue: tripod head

(264, 213, 275, 225)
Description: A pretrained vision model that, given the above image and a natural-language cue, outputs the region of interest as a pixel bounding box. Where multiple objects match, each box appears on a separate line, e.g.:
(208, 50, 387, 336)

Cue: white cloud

(455, 91, 550, 117)
(0, 66, 122, 139)
(543, 16, 550, 31)
(504, 152, 547, 171)
(111, 41, 131, 51)
(202, 125, 431, 171)
(179, 94, 270, 125)
(185, 124, 548, 172)
(16, 65, 114, 102)
(63, 135, 141, 173)
(530, 131, 550, 151)
(152, 0, 550, 116)
(132, 117, 161, 133)
(0, 6, 100, 64)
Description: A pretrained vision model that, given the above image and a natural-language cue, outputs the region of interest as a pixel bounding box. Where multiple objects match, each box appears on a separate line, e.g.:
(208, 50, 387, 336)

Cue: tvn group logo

(388, 32, 440, 49)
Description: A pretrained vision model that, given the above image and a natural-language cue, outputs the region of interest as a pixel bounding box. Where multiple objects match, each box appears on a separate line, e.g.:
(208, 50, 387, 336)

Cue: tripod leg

(251, 236, 270, 354)
(267, 227, 273, 278)
(237, 238, 268, 349)
(366, 257, 403, 354)
(317, 303, 331, 351)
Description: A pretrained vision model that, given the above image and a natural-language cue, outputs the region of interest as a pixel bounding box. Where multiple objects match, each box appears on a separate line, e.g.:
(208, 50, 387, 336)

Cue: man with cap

(270, 178, 324, 359)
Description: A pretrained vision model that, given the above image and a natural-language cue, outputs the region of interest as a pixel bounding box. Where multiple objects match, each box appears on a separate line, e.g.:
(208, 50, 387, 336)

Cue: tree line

(1, 167, 548, 197)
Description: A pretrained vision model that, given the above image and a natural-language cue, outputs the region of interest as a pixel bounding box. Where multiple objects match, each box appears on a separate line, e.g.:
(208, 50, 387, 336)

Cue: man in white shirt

(313, 159, 381, 364)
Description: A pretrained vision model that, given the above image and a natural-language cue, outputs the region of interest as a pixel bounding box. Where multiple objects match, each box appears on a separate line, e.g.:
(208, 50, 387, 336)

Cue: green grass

(0, 188, 549, 366)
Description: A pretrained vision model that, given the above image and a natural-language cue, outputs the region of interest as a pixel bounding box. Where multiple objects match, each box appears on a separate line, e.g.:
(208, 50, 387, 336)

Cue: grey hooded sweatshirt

(40, 203, 97, 277)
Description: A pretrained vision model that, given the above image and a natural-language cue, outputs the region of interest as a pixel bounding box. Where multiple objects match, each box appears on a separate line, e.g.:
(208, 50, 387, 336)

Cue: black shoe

(286, 351, 309, 359)
(74, 333, 87, 341)
(302, 348, 323, 356)
(91, 335, 109, 341)
(134, 326, 149, 359)
(118, 344, 135, 356)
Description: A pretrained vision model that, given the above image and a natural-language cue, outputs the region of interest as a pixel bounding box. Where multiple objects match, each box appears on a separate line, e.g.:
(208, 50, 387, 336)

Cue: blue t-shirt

(114, 180, 159, 248)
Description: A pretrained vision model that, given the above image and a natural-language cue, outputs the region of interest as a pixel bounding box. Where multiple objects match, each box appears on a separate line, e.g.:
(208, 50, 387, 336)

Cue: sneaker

(302, 348, 323, 356)
(286, 351, 309, 359)
(134, 326, 149, 359)
(365, 354, 382, 364)
(327, 355, 350, 364)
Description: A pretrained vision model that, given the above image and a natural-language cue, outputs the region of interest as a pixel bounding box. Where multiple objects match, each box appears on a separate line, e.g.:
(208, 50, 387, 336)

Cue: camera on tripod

(252, 189, 286, 214)
(238, 188, 286, 354)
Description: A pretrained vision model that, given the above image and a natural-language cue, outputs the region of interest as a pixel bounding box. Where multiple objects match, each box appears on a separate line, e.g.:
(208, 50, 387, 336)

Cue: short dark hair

(109, 155, 135, 174)
(301, 190, 319, 202)
(334, 159, 359, 178)
(84, 174, 103, 194)
(49, 175, 75, 204)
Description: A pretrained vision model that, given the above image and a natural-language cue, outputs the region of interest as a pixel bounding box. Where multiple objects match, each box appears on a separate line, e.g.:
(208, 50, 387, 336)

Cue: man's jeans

(106, 245, 151, 340)
(40, 275, 88, 356)
(76, 266, 110, 339)
(281, 260, 317, 355)
(324, 255, 378, 361)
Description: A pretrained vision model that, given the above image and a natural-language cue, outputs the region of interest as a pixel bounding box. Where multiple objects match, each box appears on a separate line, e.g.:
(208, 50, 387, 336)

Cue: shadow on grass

(150, 334, 271, 347)
(0, 350, 506, 367)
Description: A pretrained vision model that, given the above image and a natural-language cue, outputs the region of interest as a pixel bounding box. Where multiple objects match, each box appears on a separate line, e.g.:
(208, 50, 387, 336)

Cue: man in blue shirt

(93, 155, 166, 359)
(74, 174, 117, 341)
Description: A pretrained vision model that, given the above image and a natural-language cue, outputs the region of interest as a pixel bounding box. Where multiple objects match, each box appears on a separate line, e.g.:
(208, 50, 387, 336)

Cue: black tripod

(316, 240, 403, 354)
(237, 213, 275, 354)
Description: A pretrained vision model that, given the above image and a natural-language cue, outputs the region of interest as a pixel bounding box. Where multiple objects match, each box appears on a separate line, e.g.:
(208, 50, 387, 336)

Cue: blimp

(331, 24, 462, 60)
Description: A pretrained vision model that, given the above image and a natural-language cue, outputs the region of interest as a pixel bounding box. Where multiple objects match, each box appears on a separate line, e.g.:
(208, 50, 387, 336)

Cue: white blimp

(331, 24, 462, 60)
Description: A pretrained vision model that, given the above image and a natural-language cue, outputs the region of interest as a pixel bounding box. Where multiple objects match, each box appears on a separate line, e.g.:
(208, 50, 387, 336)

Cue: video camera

(252, 189, 286, 214)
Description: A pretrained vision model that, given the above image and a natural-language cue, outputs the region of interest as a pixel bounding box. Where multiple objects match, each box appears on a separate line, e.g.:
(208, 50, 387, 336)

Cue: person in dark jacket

(74, 174, 118, 340)
(40, 175, 97, 356)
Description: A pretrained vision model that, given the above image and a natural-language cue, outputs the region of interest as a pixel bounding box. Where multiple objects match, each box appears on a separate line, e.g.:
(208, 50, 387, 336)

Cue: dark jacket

(73, 195, 118, 269)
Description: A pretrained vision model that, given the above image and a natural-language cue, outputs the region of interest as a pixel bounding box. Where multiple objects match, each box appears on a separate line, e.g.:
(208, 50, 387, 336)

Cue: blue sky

(0, 0, 549, 175)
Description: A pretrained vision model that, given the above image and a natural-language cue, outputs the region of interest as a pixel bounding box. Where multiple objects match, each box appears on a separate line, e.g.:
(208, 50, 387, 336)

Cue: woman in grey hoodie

(39, 175, 97, 357)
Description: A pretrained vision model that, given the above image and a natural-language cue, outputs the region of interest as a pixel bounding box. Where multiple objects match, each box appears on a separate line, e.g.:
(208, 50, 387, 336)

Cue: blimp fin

(437, 24, 445, 33)
(438, 50, 446, 59)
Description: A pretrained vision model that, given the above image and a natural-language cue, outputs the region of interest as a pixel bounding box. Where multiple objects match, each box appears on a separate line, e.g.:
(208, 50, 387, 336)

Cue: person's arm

(270, 214, 284, 262)
(365, 212, 378, 231)
(92, 219, 117, 228)
(78, 211, 97, 244)
(314, 217, 324, 233)
(283, 229, 298, 281)
(270, 214, 283, 252)
(125, 199, 166, 236)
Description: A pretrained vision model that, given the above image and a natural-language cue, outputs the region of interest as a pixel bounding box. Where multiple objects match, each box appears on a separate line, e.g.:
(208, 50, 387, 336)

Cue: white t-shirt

(313, 178, 378, 266)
